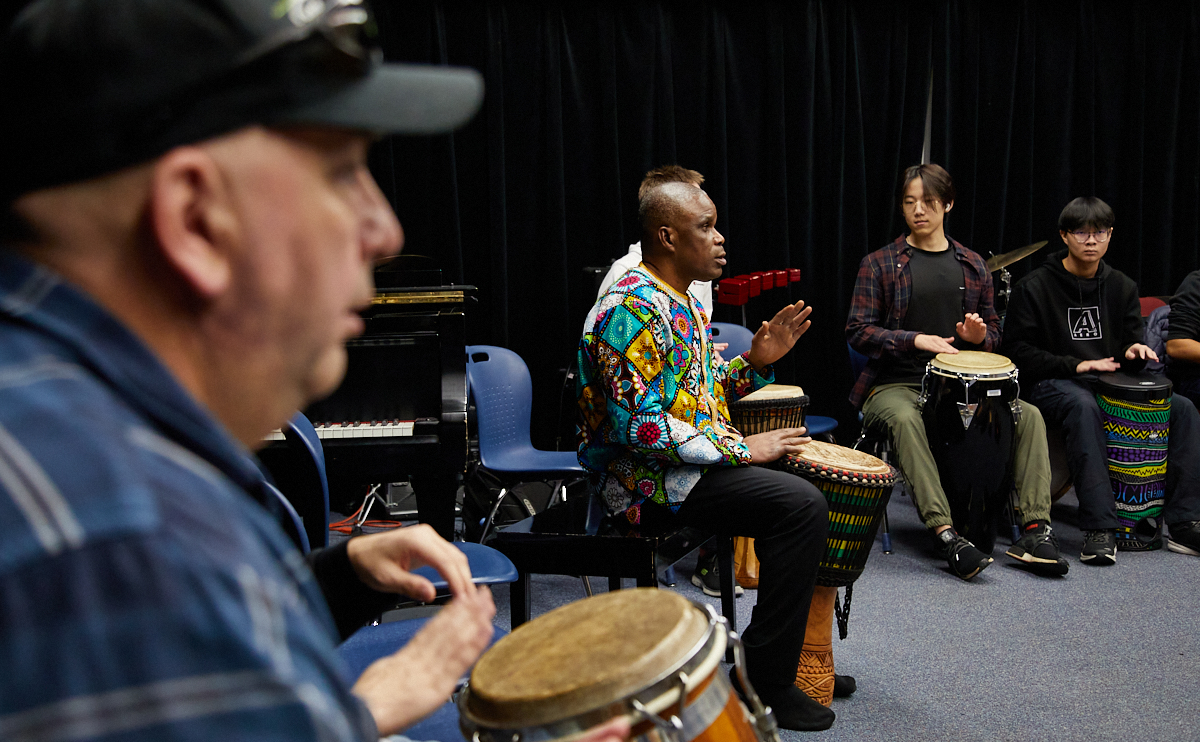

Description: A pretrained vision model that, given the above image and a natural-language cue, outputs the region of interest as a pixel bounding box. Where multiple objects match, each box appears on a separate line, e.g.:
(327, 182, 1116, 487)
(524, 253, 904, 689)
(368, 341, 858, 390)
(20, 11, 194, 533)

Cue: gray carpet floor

(489, 487, 1200, 742)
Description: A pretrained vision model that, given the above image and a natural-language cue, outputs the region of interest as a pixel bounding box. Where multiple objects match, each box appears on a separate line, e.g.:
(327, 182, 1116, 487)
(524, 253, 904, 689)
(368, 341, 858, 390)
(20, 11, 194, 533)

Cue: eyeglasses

(1068, 229, 1111, 243)
(902, 199, 943, 211)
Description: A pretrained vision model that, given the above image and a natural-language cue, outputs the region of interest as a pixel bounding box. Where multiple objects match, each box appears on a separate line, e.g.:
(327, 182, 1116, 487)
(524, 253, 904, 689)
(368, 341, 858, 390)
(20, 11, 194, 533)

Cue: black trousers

(675, 466, 829, 688)
(1030, 379, 1200, 530)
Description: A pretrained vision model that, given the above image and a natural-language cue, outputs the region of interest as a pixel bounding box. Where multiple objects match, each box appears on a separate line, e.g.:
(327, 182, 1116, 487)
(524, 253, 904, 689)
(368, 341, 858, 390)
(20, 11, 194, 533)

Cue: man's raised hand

(747, 302, 813, 369)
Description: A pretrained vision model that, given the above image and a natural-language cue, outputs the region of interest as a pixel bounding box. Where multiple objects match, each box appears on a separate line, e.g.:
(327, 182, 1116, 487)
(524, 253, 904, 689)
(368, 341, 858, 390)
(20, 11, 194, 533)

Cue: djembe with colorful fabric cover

(1095, 372, 1172, 550)
(775, 441, 897, 705)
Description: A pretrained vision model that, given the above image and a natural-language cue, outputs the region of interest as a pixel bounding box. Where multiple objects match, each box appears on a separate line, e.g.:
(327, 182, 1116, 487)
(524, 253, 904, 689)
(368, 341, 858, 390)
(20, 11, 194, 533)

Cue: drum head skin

(465, 589, 709, 727)
(931, 350, 1015, 375)
(790, 440, 892, 478)
(1096, 371, 1172, 396)
(737, 383, 806, 401)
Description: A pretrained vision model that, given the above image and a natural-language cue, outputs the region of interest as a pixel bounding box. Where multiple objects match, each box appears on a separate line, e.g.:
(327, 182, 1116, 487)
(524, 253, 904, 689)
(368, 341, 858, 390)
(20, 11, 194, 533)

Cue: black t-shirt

(877, 245, 965, 386)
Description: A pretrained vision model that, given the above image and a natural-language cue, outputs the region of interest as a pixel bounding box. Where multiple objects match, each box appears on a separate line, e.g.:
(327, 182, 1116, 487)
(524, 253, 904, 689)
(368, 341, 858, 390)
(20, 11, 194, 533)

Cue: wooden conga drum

(460, 589, 780, 742)
(776, 441, 897, 705)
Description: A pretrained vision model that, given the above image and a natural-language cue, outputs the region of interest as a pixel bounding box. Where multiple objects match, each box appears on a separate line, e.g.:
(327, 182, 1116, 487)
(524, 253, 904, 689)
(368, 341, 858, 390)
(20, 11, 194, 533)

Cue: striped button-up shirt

(0, 251, 377, 741)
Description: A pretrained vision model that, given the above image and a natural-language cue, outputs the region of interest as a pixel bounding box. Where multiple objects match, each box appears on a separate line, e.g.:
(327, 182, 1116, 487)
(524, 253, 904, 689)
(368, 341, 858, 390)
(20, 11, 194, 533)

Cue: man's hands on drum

(745, 426, 811, 464)
(348, 525, 497, 736)
(747, 302, 812, 370)
(1075, 344, 1159, 374)
(915, 312, 987, 355)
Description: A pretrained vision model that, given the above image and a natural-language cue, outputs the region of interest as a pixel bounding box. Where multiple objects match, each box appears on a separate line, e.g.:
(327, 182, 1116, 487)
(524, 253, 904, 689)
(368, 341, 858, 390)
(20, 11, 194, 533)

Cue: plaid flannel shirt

(845, 235, 1001, 408)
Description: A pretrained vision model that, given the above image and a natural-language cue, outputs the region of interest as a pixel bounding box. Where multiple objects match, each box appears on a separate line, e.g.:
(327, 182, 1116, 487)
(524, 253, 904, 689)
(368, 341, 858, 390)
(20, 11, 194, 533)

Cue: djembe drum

(775, 441, 897, 705)
(728, 384, 810, 589)
(918, 350, 1021, 554)
(728, 384, 809, 436)
(1094, 372, 1172, 550)
(460, 589, 780, 742)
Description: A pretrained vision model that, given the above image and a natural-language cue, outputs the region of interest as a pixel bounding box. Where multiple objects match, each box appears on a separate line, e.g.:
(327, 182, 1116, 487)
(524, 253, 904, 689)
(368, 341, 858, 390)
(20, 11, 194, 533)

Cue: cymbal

(986, 240, 1048, 272)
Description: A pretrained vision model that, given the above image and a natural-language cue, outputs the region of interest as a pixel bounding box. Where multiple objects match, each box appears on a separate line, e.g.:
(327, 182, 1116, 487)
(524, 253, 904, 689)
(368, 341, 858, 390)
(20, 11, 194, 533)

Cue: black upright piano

(266, 261, 474, 541)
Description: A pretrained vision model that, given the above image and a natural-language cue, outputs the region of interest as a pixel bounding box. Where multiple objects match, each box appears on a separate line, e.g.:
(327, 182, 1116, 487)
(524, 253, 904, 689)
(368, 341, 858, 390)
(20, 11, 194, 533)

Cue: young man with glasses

(1002, 197, 1200, 564)
(846, 164, 1066, 581)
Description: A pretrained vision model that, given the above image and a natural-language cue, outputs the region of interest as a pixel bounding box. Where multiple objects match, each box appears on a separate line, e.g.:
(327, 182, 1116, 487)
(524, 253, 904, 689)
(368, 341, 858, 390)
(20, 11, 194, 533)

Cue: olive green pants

(861, 383, 1052, 529)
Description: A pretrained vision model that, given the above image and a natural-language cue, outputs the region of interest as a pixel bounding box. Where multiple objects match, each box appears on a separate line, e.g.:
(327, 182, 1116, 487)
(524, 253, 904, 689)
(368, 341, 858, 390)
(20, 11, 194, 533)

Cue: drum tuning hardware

(1011, 373, 1023, 423)
(956, 402, 978, 430)
(629, 698, 684, 742)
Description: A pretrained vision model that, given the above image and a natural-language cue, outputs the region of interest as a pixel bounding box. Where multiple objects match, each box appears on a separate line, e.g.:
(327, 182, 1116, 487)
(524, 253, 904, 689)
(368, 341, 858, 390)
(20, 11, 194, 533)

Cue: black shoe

(1168, 520, 1200, 556)
(832, 674, 856, 698)
(1081, 529, 1117, 565)
(938, 528, 992, 580)
(690, 552, 744, 598)
(729, 670, 835, 732)
(1006, 520, 1069, 576)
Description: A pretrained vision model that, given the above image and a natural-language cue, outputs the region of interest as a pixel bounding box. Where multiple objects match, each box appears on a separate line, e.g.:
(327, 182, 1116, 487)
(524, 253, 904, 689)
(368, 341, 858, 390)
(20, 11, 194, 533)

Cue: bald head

(639, 181, 708, 251)
(636, 182, 724, 294)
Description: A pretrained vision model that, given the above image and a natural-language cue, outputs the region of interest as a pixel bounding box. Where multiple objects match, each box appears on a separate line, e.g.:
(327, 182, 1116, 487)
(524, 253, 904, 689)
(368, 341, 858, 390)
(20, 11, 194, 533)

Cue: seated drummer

(1000, 197, 1200, 563)
(1164, 270, 1200, 408)
(846, 163, 1067, 579)
(577, 179, 837, 731)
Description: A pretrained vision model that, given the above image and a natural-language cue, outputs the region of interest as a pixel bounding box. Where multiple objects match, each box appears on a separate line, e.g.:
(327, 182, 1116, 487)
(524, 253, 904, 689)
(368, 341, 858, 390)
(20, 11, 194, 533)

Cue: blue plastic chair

(264, 411, 516, 742)
(710, 322, 754, 358)
(466, 345, 586, 540)
(281, 412, 331, 549)
(466, 345, 586, 477)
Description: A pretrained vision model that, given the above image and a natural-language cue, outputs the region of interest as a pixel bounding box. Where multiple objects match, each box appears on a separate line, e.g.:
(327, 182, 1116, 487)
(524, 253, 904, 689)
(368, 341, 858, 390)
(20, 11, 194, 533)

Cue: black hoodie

(1001, 248, 1143, 391)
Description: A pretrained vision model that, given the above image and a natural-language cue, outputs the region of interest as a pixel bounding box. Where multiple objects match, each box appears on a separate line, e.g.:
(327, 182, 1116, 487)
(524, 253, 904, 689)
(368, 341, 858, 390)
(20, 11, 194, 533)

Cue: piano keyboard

(265, 421, 416, 442)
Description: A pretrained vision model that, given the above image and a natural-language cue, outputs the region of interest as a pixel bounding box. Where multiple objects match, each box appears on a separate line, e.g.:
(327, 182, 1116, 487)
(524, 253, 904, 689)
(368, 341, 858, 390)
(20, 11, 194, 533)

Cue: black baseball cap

(0, 0, 484, 201)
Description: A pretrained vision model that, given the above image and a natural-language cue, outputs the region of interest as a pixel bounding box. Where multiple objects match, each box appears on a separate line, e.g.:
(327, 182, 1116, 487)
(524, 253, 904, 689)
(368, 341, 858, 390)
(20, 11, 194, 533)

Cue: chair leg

(510, 571, 531, 630)
(1009, 485, 1021, 543)
(580, 576, 593, 597)
(880, 507, 893, 554)
(715, 536, 737, 662)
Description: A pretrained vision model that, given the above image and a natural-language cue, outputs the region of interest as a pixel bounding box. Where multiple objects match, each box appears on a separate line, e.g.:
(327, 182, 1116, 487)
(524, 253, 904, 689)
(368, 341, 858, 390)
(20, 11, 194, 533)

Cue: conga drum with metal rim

(460, 588, 780, 742)
(775, 441, 897, 705)
(918, 350, 1021, 554)
(1094, 372, 1172, 550)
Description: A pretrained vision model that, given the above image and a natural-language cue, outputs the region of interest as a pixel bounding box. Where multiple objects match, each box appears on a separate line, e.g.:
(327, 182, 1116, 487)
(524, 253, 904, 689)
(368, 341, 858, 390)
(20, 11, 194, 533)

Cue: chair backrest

(709, 322, 754, 359)
(1140, 296, 1168, 317)
(848, 343, 869, 382)
(466, 345, 536, 466)
(278, 411, 330, 549)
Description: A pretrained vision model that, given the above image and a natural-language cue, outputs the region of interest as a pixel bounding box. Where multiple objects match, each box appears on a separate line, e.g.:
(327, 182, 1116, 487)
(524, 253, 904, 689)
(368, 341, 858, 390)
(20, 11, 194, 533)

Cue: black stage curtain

(934, 1, 1200, 297)
(371, 1, 932, 447)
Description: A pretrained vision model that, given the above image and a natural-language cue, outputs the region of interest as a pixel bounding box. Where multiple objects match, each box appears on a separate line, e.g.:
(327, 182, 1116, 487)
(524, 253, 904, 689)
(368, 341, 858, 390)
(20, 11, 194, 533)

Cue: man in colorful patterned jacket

(578, 180, 837, 731)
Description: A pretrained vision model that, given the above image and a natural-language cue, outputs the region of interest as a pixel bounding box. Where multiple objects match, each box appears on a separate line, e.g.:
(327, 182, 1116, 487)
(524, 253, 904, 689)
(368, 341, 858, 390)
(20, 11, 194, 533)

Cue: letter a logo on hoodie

(1068, 306, 1103, 340)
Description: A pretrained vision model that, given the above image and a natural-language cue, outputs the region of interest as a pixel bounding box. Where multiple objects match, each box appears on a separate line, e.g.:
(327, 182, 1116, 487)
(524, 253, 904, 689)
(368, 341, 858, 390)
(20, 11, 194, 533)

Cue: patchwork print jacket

(577, 266, 771, 523)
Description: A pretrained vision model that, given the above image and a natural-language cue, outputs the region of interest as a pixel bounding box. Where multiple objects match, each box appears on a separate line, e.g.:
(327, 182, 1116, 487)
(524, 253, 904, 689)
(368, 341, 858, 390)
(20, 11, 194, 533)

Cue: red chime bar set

(717, 268, 802, 325)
